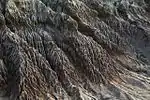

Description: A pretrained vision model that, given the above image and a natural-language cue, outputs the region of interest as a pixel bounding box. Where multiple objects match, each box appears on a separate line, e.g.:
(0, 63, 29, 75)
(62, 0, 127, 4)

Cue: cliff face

(0, 0, 150, 100)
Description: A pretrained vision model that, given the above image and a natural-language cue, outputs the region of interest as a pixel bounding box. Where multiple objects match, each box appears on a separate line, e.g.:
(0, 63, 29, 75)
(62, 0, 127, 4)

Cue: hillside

(0, 0, 150, 99)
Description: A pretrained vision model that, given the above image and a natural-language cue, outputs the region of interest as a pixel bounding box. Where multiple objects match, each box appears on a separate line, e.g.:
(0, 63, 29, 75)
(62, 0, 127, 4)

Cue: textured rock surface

(0, 0, 150, 99)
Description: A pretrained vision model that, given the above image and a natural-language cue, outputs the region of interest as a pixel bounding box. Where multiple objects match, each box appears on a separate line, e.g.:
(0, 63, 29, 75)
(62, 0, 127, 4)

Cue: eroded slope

(0, 0, 150, 100)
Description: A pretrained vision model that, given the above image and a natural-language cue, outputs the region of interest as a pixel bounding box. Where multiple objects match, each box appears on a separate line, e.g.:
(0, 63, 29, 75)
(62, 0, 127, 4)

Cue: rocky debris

(0, 0, 150, 100)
